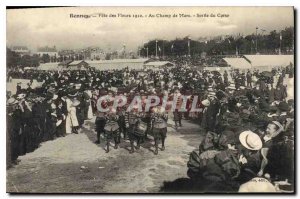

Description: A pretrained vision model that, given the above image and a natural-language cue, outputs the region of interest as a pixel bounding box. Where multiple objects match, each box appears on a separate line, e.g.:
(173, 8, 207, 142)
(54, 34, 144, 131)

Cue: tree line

(139, 27, 294, 57)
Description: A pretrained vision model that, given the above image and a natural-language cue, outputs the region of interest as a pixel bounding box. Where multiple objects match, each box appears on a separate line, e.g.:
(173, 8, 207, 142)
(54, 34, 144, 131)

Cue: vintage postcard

(6, 7, 294, 193)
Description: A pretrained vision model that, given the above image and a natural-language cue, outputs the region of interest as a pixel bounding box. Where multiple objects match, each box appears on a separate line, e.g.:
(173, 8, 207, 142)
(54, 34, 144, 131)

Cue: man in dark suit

(16, 82, 22, 95)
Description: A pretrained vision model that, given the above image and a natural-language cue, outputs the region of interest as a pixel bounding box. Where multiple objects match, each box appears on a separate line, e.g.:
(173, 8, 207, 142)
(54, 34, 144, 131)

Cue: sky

(6, 7, 294, 52)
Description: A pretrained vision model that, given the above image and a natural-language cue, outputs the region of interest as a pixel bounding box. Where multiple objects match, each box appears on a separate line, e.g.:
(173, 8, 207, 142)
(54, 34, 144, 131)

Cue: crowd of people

(6, 61, 294, 192)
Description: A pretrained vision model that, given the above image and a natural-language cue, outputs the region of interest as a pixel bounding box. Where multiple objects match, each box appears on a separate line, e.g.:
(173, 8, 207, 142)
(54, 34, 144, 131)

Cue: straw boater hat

(17, 93, 26, 100)
(227, 83, 236, 90)
(239, 130, 263, 151)
(207, 86, 214, 92)
(75, 83, 81, 90)
(201, 99, 210, 107)
(7, 98, 18, 105)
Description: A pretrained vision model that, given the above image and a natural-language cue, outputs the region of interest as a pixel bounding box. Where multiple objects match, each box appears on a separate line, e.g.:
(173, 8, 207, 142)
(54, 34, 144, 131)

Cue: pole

(138, 47, 140, 57)
(279, 32, 282, 55)
(162, 40, 165, 58)
(188, 38, 190, 56)
(255, 27, 258, 54)
(147, 47, 148, 58)
(155, 40, 158, 58)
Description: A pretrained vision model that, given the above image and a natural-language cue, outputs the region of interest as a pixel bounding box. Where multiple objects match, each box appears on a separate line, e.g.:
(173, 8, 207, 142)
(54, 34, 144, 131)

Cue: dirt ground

(6, 118, 204, 193)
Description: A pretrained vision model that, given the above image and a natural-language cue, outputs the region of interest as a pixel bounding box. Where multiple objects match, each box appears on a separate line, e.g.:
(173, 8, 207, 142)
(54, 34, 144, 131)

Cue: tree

(6, 48, 21, 68)
(41, 54, 50, 63)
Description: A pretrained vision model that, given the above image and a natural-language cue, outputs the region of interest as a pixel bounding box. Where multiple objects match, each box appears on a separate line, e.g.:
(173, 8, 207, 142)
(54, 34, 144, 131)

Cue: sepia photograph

(6, 6, 295, 193)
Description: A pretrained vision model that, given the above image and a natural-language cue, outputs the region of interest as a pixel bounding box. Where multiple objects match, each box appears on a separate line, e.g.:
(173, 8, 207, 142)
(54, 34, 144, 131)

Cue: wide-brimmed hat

(278, 101, 290, 112)
(75, 83, 82, 90)
(207, 87, 214, 92)
(259, 100, 270, 112)
(201, 99, 210, 107)
(7, 98, 18, 105)
(17, 93, 26, 99)
(239, 130, 263, 151)
(227, 84, 236, 90)
(208, 91, 216, 97)
(68, 89, 78, 97)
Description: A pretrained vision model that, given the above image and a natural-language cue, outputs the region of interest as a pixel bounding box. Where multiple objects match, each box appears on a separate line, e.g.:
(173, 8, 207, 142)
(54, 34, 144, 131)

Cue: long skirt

(66, 107, 79, 134)
(87, 102, 93, 119)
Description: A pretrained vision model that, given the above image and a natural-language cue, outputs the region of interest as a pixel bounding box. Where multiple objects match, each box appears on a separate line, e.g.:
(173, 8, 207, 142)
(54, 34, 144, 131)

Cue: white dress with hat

(87, 101, 93, 119)
(65, 98, 79, 134)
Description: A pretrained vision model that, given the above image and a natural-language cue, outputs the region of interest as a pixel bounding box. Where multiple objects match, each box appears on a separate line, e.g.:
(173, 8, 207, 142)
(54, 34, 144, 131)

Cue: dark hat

(68, 89, 78, 98)
(278, 101, 290, 112)
(259, 100, 270, 112)
(219, 130, 237, 148)
(45, 92, 54, 100)
(269, 105, 278, 113)
(287, 99, 294, 106)
(216, 90, 227, 100)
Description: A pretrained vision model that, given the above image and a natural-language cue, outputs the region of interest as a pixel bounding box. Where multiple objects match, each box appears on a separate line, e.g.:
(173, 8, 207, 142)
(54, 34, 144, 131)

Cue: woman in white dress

(65, 98, 79, 134)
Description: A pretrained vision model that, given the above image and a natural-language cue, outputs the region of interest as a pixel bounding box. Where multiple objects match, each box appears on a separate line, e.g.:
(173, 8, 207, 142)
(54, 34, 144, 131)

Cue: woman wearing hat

(65, 97, 79, 134)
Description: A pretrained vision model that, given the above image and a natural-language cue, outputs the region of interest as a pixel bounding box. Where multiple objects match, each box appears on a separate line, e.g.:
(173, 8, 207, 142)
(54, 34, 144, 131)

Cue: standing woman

(65, 95, 79, 134)
(151, 105, 168, 155)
